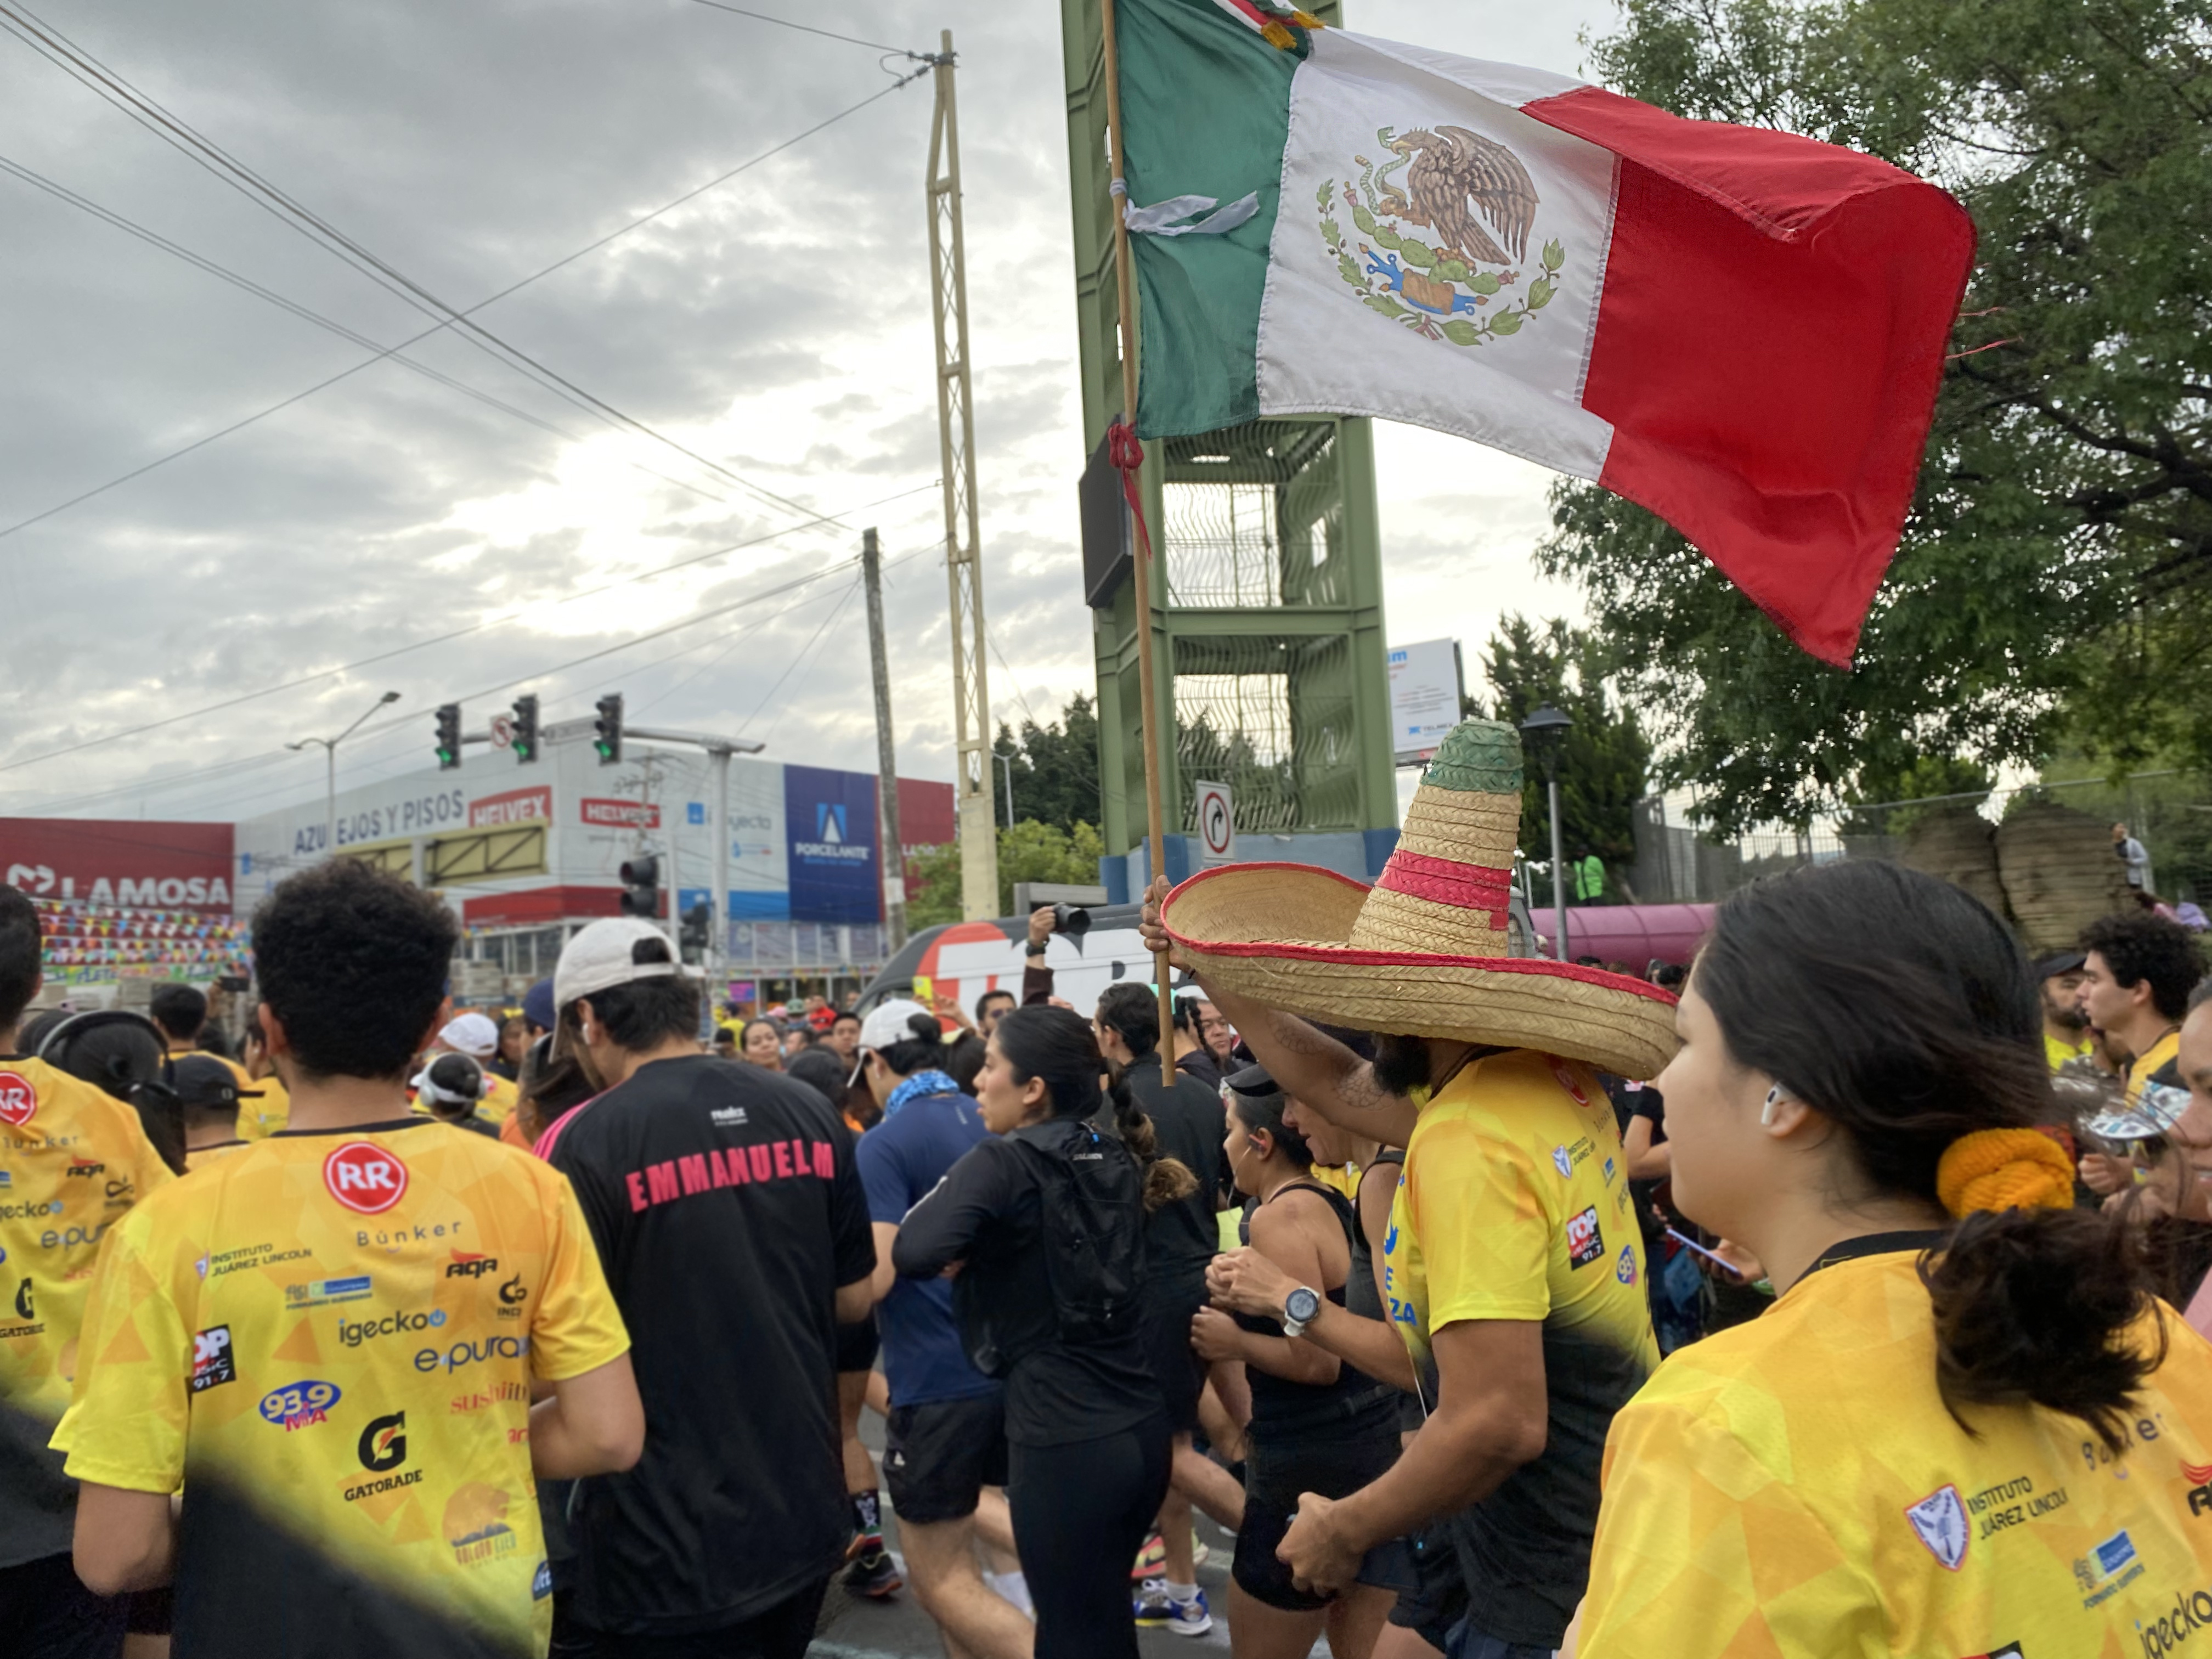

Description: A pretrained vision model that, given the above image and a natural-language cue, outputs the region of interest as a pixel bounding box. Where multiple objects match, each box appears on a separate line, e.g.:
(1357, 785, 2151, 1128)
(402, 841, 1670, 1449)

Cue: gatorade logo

(357, 1411, 408, 1472)
(0, 1075, 35, 1127)
(324, 1143, 408, 1215)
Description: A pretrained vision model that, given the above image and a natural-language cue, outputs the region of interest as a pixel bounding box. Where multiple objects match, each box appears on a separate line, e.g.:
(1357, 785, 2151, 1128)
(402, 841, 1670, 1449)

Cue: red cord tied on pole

(1107, 420, 1155, 570)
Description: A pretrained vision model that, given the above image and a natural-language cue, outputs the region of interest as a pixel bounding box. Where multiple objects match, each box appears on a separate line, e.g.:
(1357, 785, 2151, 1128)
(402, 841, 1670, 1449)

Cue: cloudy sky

(0, 0, 1606, 830)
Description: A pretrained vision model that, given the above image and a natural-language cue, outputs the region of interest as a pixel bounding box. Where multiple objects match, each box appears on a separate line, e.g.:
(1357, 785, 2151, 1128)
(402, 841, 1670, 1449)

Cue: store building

(225, 726, 953, 1005)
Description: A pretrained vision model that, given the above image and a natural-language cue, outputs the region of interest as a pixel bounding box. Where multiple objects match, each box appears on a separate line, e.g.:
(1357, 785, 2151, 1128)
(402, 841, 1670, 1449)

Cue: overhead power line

(0, 5, 919, 541)
(0, 1, 898, 529)
(7, 540, 932, 819)
(0, 481, 936, 776)
(0, 154, 735, 506)
(686, 0, 923, 60)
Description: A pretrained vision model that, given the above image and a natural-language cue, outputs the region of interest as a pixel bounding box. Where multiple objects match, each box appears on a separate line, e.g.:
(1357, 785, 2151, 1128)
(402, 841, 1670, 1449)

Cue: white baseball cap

(555, 917, 680, 1012)
(851, 998, 935, 1084)
(438, 1012, 501, 1059)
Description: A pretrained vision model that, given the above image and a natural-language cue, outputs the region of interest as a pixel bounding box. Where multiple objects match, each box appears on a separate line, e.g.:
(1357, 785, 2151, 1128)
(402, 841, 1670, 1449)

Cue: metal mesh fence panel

(1163, 421, 1347, 610)
(1172, 634, 1359, 834)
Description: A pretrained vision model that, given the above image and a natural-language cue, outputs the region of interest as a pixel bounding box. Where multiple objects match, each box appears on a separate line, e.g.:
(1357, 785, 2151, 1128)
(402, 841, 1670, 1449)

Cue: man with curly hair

(2079, 910, 2204, 1108)
(57, 860, 642, 1659)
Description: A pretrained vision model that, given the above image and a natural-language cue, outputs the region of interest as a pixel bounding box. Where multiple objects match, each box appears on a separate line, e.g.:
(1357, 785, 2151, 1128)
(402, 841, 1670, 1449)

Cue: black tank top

(1234, 1180, 1398, 1441)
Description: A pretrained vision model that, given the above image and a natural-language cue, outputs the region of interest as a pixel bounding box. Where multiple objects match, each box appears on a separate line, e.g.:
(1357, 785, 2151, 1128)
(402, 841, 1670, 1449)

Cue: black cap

(2033, 950, 2087, 979)
(1223, 1061, 1279, 1098)
(171, 1054, 262, 1109)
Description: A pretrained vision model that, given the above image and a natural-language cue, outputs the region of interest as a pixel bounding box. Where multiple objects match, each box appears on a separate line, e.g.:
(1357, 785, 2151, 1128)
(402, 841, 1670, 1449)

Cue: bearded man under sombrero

(1139, 716, 1678, 1656)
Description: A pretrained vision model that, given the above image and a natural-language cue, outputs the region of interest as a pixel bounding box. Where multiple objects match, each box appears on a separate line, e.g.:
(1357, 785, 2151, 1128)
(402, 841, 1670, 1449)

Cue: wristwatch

(1281, 1285, 1322, 1339)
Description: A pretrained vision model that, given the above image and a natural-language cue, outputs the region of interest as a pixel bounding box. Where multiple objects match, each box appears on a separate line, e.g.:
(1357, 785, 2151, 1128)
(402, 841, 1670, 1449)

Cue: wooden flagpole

(1098, 0, 1178, 1088)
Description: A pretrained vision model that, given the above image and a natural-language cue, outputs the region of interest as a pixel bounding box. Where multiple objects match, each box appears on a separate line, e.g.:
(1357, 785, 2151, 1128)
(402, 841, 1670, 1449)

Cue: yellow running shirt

(56, 1116, 629, 1656)
(1577, 1247, 2212, 1658)
(2131, 1028, 2184, 1106)
(239, 1070, 291, 1140)
(2045, 1031, 2095, 1073)
(478, 1073, 520, 1125)
(1381, 1048, 1657, 1649)
(0, 1056, 173, 1566)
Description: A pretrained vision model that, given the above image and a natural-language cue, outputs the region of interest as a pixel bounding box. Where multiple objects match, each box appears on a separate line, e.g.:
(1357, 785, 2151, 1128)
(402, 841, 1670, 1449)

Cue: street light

(1518, 703, 1573, 962)
(997, 751, 1016, 830)
(290, 691, 402, 859)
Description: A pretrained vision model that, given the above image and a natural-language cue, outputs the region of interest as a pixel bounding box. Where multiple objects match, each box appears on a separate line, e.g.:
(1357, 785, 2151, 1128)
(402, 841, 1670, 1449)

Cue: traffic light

(679, 899, 713, 961)
(593, 693, 623, 766)
(435, 703, 462, 770)
(618, 855, 660, 919)
(511, 693, 539, 765)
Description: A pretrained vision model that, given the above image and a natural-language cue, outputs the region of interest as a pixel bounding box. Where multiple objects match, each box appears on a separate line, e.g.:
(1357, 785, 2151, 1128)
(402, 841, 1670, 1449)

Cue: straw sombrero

(1161, 718, 1679, 1080)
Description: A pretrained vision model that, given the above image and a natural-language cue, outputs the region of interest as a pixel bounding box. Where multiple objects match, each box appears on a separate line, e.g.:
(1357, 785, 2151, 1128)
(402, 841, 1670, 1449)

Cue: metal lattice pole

(927, 31, 1000, 922)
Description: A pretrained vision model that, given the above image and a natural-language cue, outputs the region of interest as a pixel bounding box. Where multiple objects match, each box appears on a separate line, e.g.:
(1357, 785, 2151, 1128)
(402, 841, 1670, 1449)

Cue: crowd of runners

(8, 716, 2212, 1659)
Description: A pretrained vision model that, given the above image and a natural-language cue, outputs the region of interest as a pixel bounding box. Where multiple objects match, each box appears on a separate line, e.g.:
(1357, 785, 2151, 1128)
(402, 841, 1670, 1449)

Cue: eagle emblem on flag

(1318, 125, 1565, 348)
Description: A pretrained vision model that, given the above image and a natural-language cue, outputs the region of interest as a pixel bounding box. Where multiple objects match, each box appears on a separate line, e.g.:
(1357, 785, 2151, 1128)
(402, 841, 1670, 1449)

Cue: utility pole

(927, 30, 998, 921)
(861, 528, 908, 951)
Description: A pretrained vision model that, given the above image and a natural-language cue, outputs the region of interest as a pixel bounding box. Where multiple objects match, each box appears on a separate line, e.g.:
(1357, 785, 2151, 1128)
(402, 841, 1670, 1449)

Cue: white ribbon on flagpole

(1110, 178, 1261, 237)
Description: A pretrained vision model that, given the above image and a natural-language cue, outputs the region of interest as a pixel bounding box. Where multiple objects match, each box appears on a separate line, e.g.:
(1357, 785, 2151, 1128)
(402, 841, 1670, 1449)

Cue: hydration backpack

(1008, 1118, 1147, 1347)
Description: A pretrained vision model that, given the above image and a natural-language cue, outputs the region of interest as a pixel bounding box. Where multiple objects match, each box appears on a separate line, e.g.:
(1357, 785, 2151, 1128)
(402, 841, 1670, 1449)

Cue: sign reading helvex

(784, 766, 879, 926)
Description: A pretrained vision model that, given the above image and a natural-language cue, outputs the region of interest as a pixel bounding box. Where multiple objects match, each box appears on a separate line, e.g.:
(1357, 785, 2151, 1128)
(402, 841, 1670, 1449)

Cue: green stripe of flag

(1120, 0, 1300, 436)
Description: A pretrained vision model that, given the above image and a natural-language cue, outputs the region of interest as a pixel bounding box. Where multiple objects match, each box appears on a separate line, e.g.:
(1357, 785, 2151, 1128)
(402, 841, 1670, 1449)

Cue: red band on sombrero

(1374, 848, 1514, 914)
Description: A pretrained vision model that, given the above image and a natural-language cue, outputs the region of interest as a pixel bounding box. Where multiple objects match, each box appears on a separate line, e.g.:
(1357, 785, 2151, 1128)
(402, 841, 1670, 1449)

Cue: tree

(898, 821, 1108, 930)
(1537, 0, 2212, 834)
(1835, 753, 1994, 839)
(991, 696, 1104, 834)
(1471, 617, 1654, 901)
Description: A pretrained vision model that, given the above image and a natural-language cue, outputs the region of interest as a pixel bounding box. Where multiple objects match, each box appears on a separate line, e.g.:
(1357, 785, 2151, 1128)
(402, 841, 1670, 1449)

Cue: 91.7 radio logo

(190, 1325, 235, 1393)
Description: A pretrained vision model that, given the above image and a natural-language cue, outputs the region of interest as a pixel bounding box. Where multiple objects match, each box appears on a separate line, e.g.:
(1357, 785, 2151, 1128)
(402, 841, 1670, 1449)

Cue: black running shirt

(546, 1054, 874, 1633)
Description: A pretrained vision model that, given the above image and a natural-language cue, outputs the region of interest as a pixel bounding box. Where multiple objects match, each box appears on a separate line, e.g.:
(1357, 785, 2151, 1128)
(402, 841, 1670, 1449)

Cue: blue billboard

(783, 766, 880, 926)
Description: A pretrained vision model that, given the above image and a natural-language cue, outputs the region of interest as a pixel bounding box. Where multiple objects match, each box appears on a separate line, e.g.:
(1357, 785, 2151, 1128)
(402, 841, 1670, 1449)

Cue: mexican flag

(1113, 0, 1976, 667)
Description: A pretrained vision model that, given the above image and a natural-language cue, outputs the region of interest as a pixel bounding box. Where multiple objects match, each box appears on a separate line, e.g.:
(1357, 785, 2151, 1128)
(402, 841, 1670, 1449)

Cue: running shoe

(1129, 1530, 1166, 1582)
(1190, 1532, 1210, 1569)
(1132, 1577, 1172, 1626)
(1163, 1587, 1213, 1637)
(843, 1547, 902, 1599)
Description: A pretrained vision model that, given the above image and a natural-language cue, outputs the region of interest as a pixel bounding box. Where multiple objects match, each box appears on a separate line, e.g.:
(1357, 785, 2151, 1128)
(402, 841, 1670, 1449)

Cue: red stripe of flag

(1521, 87, 1975, 668)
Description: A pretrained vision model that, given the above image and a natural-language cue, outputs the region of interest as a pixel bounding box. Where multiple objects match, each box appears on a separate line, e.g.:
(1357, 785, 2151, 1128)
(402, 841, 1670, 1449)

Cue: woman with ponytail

(1569, 860, 2212, 1657)
(894, 1005, 1191, 1659)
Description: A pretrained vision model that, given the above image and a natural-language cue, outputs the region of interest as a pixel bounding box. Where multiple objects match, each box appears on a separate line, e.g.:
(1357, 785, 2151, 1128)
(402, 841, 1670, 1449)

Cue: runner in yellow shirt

(56, 859, 642, 1659)
(236, 1002, 291, 1138)
(172, 1054, 256, 1172)
(151, 983, 253, 1086)
(2034, 949, 2096, 1071)
(2080, 912, 2200, 1107)
(0, 890, 174, 1658)
(427, 1012, 522, 1124)
(1569, 861, 2212, 1659)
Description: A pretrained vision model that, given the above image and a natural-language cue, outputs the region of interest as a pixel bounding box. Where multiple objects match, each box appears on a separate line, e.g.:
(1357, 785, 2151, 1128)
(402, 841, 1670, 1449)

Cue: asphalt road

(806, 1409, 1249, 1659)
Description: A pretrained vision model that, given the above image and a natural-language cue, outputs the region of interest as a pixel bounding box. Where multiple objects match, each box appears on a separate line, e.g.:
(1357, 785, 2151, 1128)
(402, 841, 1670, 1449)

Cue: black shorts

(0, 1551, 127, 1659)
(1232, 1431, 1402, 1611)
(1138, 1272, 1208, 1435)
(835, 1315, 880, 1374)
(551, 1574, 827, 1659)
(884, 1392, 1009, 1526)
(1387, 1521, 1471, 1650)
(127, 1587, 174, 1635)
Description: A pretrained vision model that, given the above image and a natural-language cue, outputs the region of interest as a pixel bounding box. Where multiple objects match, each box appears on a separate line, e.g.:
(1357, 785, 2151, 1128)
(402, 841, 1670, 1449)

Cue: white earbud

(1759, 1085, 1786, 1126)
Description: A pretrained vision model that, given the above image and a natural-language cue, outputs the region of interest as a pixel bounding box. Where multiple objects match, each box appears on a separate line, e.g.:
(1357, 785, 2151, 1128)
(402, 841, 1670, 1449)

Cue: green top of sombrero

(1425, 719, 1523, 795)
